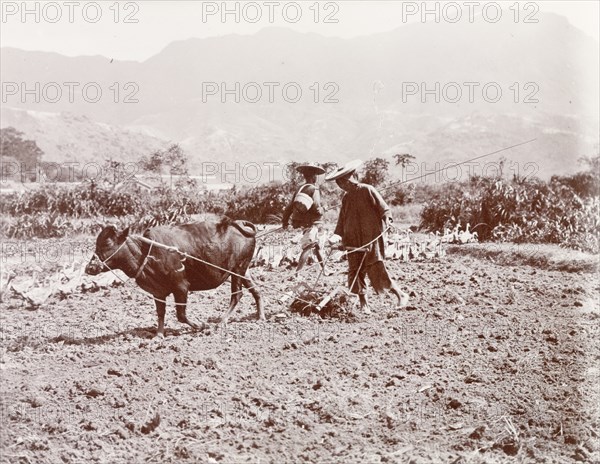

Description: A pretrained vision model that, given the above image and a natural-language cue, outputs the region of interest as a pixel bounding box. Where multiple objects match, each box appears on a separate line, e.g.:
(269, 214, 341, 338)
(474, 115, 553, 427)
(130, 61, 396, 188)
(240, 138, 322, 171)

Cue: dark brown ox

(85, 217, 264, 337)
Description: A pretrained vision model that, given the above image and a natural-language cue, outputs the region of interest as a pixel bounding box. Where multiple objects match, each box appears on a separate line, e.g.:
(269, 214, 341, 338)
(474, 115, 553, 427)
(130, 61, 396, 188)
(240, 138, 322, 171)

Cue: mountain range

(1, 11, 598, 180)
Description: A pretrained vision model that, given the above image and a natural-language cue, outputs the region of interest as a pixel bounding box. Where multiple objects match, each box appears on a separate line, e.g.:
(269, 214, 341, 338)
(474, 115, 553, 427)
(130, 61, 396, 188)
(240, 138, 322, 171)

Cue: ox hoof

(399, 292, 410, 306)
(188, 322, 206, 332)
(155, 331, 165, 339)
(394, 293, 410, 310)
(218, 325, 229, 338)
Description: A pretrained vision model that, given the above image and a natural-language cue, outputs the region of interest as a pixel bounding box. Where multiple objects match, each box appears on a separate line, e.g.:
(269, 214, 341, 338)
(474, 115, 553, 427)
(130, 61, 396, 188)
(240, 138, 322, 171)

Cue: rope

(379, 138, 537, 194)
(258, 224, 392, 281)
(136, 235, 327, 306)
(90, 224, 392, 312)
(134, 241, 154, 280)
(323, 139, 537, 213)
(94, 235, 319, 308)
(94, 236, 129, 267)
(137, 236, 252, 279)
(279, 225, 393, 301)
(335, 226, 388, 298)
(253, 225, 393, 289)
(348, 251, 368, 295)
(94, 252, 172, 305)
(341, 225, 391, 256)
(255, 226, 284, 239)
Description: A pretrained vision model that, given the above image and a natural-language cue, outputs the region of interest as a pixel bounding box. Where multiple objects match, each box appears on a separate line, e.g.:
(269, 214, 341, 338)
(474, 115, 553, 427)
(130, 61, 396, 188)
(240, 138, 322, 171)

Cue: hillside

(0, 107, 167, 166)
(1, 11, 598, 178)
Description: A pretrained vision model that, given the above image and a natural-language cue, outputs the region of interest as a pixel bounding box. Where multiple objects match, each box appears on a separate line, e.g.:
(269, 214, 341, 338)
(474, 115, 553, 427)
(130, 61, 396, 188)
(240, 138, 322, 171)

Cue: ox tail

(217, 216, 257, 238)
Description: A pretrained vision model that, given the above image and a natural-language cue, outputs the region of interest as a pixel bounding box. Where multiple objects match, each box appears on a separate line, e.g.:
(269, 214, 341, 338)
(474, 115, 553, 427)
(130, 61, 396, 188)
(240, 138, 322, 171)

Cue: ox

(85, 217, 264, 337)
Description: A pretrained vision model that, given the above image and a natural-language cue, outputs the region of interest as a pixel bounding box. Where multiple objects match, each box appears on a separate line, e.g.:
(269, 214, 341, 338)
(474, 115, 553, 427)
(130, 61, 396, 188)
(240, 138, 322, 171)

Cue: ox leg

(173, 291, 200, 330)
(154, 298, 166, 338)
(174, 290, 201, 331)
(242, 272, 264, 321)
(221, 276, 243, 326)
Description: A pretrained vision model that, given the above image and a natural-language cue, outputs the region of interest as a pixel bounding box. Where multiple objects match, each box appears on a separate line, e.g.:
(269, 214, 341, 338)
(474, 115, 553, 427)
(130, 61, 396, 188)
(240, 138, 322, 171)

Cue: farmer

(282, 163, 330, 276)
(326, 159, 409, 313)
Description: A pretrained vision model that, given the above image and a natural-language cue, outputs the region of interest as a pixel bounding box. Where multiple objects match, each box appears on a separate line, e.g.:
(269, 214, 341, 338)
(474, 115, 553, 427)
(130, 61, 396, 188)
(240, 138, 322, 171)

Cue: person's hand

(328, 234, 341, 245)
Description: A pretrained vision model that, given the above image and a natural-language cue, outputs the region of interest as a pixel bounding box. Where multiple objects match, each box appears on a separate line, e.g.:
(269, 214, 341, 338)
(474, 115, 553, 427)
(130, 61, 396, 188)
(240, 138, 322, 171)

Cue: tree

(320, 161, 338, 176)
(579, 153, 600, 174)
(388, 183, 415, 206)
(1, 127, 44, 182)
(140, 144, 189, 186)
(139, 151, 163, 174)
(394, 153, 415, 181)
(283, 161, 306, 188)
(317, 161, 340, 202)
(102, 159, 127, 186)
(551, 153, 600, 199)
(360, 157, 389, 187)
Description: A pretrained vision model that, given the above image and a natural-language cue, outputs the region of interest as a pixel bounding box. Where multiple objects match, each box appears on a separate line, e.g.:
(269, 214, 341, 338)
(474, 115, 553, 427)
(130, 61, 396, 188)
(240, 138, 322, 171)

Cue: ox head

(85, 225, 130, 275)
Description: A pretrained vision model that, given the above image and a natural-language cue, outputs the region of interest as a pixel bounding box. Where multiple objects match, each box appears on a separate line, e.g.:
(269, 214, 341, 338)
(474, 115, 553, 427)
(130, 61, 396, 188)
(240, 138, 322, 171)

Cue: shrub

(419, 173, 600, 253)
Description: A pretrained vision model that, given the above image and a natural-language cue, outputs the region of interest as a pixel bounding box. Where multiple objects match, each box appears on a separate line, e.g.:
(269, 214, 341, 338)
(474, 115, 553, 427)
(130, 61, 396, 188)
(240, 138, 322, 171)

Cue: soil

(1, 234, 599, 463)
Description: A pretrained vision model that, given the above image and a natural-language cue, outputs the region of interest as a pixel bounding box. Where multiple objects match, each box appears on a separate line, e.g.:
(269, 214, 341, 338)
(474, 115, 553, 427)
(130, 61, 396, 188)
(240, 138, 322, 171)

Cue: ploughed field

(1, 231, 599, 464)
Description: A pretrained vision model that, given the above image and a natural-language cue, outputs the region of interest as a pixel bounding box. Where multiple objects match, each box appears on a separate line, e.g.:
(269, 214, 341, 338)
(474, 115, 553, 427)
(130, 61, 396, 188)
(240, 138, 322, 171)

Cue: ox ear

(119, 226, 130, 240)
(99, 224, 118, 239)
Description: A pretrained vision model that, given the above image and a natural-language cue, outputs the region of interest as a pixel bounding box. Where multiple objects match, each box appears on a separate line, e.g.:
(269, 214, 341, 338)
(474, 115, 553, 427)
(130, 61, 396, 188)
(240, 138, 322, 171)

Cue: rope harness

(134, 241, 155, 280)
(93, 238, 129, 268)
(93, 237, 171, 303)
(90, 225, 392, 309)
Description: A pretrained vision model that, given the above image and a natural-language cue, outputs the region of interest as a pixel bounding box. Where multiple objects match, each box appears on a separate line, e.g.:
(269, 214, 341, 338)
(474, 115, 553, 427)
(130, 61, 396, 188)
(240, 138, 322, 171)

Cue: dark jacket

(334, 182, 390, 265)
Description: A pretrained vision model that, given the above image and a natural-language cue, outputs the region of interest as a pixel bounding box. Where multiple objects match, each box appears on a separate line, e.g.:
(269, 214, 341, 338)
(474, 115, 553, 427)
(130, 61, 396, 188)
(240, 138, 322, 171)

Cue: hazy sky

(1, 1, 598, 61)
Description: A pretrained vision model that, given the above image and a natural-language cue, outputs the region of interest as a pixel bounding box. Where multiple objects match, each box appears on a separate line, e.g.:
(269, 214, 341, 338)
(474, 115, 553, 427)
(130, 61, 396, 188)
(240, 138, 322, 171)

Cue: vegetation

(139, 144, 190, 187)
(1, 127, 44, 182)
(1, 132, 598, 254)
(360, 158, 389, 187)
(419, 158, 599, 253)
